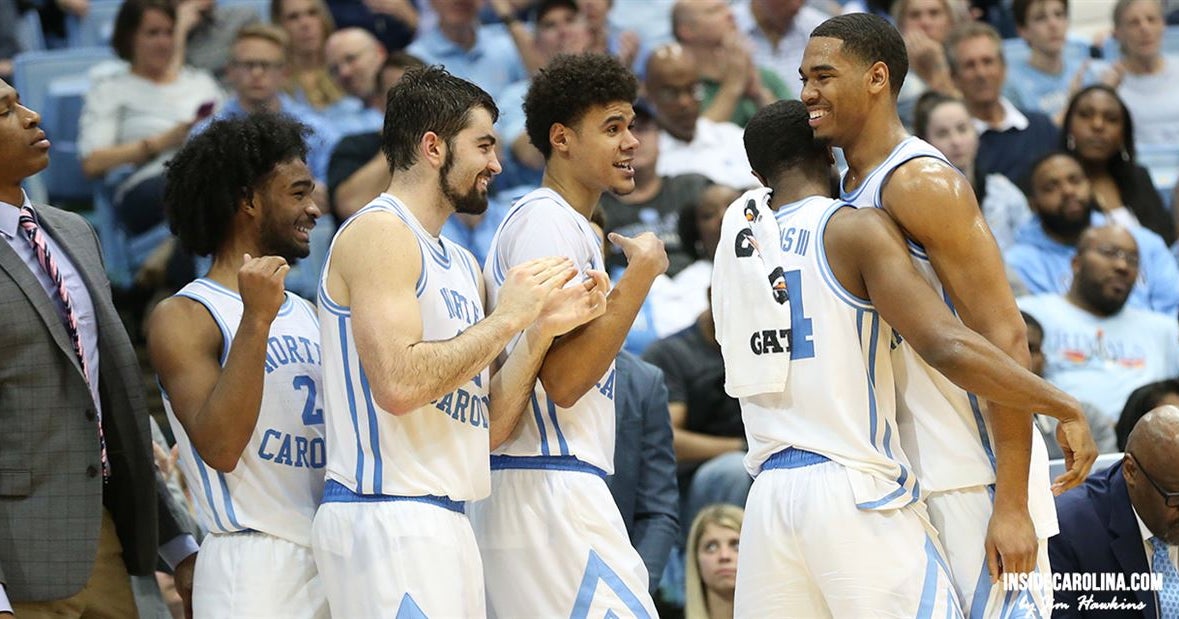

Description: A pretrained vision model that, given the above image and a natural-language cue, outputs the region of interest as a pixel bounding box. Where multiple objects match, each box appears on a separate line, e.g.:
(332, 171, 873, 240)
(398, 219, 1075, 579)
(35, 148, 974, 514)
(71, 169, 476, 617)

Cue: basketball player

(470, 52, 666, 618)
(310, 66, 608, 617)
(724, 99, 1087, 616)
(799, 14, 1097, 615)
(148, 113, 328, 617)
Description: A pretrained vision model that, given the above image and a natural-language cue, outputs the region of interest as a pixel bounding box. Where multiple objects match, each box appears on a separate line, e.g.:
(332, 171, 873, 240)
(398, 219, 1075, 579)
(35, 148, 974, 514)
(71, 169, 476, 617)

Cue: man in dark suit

(608, 349, 680, 595)
(1049, 406, 1179, 618)
(0, 78, 197, 616)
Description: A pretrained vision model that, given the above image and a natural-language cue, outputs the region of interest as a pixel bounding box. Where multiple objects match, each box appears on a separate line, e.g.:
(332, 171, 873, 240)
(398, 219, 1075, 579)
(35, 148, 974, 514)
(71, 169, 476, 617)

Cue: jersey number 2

(292, 375, 324, 426)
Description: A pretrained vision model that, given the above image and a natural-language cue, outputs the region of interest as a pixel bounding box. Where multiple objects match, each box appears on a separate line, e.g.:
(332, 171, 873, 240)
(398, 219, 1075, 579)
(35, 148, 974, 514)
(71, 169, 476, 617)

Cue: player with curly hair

(148, 111, 328, 618)
(470, 52, 667, 618)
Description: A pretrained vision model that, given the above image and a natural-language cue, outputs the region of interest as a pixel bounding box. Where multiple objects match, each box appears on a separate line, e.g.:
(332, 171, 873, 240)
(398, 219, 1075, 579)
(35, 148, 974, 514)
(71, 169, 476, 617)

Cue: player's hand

(536, 269, 609, 338)
(1052, 415, 1097, 494)
(608, 231, 668, 280)
(496, 257, 578, 331)
(238, 254, 290, 325)
(1100, 60, 1126, 89)
(174, 552, 197, 619)
(617, 30, 641, 69)
(985, 504, 1038, 583)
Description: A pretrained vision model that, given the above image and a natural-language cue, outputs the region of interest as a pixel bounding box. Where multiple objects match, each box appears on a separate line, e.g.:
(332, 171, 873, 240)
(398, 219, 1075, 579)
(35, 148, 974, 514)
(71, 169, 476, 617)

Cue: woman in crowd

(1117, 379, 1179, 450)
(914, 91, 1032, 249)
(78, 0, 222, 243)
(1106, 0, 1179, 148)
(1060, 84, 1173, 244)
(891, 0, 963, 123)
(685, 504, 743, 619)
(271, 0, 347, 113)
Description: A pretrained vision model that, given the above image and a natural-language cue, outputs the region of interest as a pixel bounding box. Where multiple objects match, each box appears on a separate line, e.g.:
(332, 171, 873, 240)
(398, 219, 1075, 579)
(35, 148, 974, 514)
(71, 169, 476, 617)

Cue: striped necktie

(18, 205, 109, 478)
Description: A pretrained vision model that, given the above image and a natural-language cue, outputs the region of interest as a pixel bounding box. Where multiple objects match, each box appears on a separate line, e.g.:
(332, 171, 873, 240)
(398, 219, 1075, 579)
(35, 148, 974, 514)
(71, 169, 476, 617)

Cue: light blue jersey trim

(489, 455, 607, 478)
(812, 202, 874, 311)
(188, 442, 228, 533)
(174, 289, 233, 366)
(358, 363, 384, 494)
(529, 393, 550, 456)
(321, 479, 464, 514)
(545, 398, 570, 456)
(338, 315, 367, 492)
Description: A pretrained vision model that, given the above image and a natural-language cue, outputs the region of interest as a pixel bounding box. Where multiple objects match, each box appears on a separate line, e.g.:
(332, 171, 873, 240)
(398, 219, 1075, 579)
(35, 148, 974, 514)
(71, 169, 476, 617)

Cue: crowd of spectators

(5, 0, 1179, 615)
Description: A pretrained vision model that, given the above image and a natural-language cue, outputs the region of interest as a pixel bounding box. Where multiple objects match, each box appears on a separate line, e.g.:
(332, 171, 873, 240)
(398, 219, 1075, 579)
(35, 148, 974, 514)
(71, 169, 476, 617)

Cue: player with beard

(1006, 151, 1179, 315)
(310, 66, 608, 617)
(800, 14, 1096, 617)
(148, 112, 329, 617)
(471, 52, 666, 618)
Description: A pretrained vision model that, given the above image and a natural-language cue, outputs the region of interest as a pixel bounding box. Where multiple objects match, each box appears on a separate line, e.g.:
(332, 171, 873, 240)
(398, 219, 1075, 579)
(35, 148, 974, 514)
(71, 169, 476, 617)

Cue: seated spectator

(731, 0, 828, 91)
(496, 0, 592, 190)
(671, 0, 791, 128)
(1117, 379, 1179, 450)
(1049, 406, 1179, 617)
(642, 299, 751, 541)
(644, 44, 755, 190)
(579, 0, 641, 71)
(946, 20, 1060, 184)
(598, 101, 708, 278)
(684, 504, 743, 619)
(323, 27, 389, 136)
(271, 0, 351, 114)
(324, 0, 417, 53)
(406, 0, 527, 99)
(193, 25, 338, 189)
(609, 349, 680, 595)
(1107, 0, 1179, 148)
(914, 91, 1032, 249)
(1022, 310, 1118, 457)
(1005, 0, 1099, 123)
(1019, 225, 1179, 429)
(1061, 84, 1173, 244)
(174, 0, 261, 83)
(326, 51, 423, 220)
(79, 0, 223, 241)
(892, 0, 962, 124)
(1006, 151, 1179, 315)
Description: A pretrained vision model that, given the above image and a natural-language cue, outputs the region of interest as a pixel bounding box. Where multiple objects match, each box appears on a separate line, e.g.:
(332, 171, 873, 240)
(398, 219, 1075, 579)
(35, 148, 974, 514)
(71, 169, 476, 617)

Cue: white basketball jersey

(739, 196, 919, 511)
(163, 278, 325, 546)
(842, 137, 1056, 534)
(482, 188, 616, 474)
(318, 195, 491, 501)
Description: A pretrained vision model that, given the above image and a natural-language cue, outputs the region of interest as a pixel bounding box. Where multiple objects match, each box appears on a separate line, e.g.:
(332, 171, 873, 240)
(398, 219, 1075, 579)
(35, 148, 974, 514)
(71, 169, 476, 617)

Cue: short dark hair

(535, 0, 578, 23)
(810, 14, 909, 97)
(1118, 379, 1179, 451)
(1020, 310, 1042, 337)
(524, 52, 639, 159)
(1013, 0, 1069, 28)
(112, 0, 175, 62)
(744, 100, 830, 182)
(164, 112, 310, 256)
(1020, 150, 1082, 196)
(1113, 0, 1161, 28)
(381, 65, 498, 172)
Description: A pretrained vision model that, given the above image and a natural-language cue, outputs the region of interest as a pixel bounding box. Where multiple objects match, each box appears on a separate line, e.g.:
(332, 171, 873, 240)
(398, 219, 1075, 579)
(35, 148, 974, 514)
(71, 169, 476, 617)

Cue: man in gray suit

(0, 77, 197, 617)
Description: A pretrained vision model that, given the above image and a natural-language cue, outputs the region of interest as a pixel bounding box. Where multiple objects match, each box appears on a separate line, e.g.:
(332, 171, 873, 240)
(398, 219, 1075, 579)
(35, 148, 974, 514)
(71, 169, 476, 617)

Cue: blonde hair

(270, 0, 346, 109)
(684, 504, 745, 619)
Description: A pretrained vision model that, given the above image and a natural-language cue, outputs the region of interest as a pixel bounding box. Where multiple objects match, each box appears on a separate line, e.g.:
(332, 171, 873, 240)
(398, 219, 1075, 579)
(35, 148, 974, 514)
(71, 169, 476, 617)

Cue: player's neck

(769, 169, 830, 208)
(207, 244, 257, 293)
(841, 117, 910, 187)
(385, 177, 451, 237)
(541, 166, 601, 219)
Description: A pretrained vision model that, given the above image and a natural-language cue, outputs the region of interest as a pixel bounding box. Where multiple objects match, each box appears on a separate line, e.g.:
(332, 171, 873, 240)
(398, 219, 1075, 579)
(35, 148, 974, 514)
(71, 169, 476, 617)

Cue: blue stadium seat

(92, 176, 173, 290)
(16, 9, 47, 52)
(221, 0, 271, 21)
(68, 0, 123, 49)
(12, 47, 118, 205)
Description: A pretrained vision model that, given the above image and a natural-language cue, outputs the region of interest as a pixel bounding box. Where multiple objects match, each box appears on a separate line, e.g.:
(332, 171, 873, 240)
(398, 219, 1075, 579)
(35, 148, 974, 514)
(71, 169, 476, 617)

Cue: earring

(1067, 134, 1076, 151)
(1121, 147, 1131, 162)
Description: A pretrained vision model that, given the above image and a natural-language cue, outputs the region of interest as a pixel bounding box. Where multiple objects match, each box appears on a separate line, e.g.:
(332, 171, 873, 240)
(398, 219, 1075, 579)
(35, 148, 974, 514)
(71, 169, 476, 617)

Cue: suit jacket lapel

(0, 227, 85, 378)
(1107, 468, 1159, 618)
